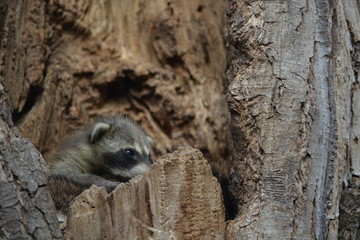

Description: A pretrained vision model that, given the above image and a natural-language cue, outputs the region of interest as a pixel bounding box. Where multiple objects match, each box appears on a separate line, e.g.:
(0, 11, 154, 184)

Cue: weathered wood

(1, 0, 231, 238)
(338, 178, 360, 240)
(225, 0, 360, 239)
(0, 1, 62, 238)
(65, 147, 226, 240)
(0, 0, 230, 180)
(0, 83, 62, 239)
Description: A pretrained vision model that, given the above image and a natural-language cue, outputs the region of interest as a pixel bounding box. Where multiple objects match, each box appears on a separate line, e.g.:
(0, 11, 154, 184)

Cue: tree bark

(0, 0, 230, 179)
(1, 0, 230, 239)
(0, 83, 62, 239)
(2, 0, 360, 239)
(225, 0, 360, 239)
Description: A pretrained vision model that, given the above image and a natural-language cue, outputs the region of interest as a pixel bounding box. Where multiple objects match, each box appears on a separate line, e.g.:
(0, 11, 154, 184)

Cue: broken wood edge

(64, 147, 226, 240)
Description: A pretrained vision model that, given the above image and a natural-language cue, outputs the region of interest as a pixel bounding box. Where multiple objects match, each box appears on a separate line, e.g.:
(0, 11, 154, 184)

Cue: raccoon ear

(90, 122, 111, 143)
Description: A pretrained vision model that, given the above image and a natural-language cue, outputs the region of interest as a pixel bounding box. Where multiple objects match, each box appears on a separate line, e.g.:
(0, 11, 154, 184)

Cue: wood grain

(66, 147, 226, 240)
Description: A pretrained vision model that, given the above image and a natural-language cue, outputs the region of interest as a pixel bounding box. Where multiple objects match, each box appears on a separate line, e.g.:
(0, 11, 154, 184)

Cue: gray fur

(48, 115, 153, 214)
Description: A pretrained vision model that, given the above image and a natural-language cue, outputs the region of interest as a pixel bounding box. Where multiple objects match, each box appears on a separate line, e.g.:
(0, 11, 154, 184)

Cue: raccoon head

(89, 117, 153, 180)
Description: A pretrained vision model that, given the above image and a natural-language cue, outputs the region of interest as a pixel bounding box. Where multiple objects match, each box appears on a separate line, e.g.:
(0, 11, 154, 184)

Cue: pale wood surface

(65, 147, 226, 240)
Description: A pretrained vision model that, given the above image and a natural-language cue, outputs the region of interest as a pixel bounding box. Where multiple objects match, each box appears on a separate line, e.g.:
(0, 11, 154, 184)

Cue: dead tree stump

(65, 147, 226, 240)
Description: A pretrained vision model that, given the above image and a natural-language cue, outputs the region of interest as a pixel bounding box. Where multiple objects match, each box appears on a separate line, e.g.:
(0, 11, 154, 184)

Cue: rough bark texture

(225, 0, 360, 239)
(3, 0, 359, 238)
(338, 1, 360, 239)
(0, 0, 231, 239)
(0, 0, 230, 179)
(64, 147, 225, 240)
(0, 83, 62, 239)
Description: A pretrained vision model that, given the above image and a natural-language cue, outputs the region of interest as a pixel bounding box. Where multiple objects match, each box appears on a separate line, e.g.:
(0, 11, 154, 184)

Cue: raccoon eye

(123, 148, 136, 156)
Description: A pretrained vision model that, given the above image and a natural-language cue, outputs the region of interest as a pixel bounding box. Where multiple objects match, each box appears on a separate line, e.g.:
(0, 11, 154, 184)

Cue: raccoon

(48, 115, 153, 214)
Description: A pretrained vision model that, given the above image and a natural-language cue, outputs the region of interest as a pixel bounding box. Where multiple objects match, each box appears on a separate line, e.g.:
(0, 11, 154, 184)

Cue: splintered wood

(65, 147, 225, 240)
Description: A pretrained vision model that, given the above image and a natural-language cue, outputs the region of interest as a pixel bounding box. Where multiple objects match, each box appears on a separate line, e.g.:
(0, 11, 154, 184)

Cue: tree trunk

(0, 83, 62, 239)
(1, 0, 230, 179)
(2, 0, 360, 239)
(225, 0, 360, 239)
(1, 0, 230, 239)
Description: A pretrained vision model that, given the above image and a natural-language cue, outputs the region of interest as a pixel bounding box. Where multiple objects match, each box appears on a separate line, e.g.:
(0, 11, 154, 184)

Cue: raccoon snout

(130, 162, 151, 176)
